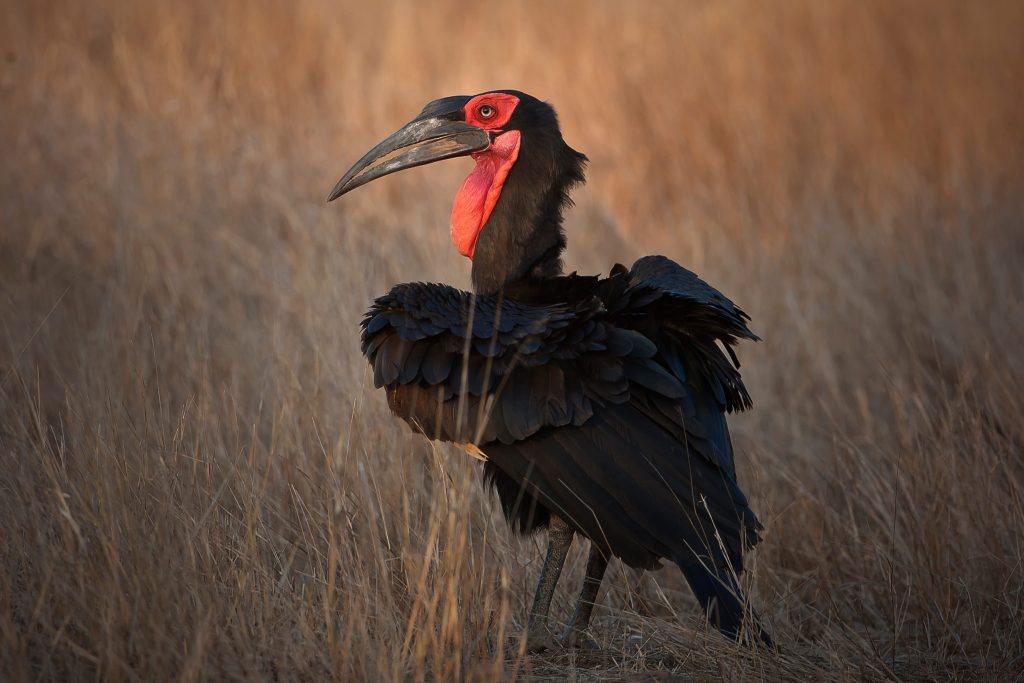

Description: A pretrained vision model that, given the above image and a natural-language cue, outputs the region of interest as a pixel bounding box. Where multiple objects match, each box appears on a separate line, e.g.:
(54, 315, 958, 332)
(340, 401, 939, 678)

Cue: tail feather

(679, 563, 773, 646)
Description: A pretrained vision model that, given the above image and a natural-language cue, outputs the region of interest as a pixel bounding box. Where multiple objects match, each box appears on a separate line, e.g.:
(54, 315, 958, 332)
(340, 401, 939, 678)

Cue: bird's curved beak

(327, 107, 490, 202)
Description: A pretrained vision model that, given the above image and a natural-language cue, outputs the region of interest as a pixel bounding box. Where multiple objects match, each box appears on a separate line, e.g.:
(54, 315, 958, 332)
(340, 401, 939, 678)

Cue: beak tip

(326, 181, 348, 203)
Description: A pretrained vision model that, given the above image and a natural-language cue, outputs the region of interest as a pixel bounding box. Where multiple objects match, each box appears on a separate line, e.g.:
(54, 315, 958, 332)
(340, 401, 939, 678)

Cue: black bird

(328, 90, 770, 650)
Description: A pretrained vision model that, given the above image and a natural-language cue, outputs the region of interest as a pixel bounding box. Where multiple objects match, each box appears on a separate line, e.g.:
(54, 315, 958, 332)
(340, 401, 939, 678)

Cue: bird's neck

(469, 202, 566, 296)
(469, 138, 586, 296)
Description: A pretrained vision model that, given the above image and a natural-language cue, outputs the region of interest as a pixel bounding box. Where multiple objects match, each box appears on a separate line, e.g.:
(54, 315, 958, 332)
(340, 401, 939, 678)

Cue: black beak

(327, 100, 489, 202)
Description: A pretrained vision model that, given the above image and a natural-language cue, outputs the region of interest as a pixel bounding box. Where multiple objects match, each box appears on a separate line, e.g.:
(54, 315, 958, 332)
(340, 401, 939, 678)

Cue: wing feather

(360, 266, 761, 571)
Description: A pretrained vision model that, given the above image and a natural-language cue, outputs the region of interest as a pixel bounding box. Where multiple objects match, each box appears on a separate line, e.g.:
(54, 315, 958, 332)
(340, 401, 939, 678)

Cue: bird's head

(329, 90, 585, 288)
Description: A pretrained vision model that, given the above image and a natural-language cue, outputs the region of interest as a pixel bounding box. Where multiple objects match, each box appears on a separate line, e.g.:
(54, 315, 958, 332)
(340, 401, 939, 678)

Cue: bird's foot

(525, 630, 558, 653)
(559, 627, 600, 650)
(523, 616, 561, 653)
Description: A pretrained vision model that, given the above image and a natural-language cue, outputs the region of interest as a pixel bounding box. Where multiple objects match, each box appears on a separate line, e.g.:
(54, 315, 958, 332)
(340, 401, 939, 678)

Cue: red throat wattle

(451, 130, 521, 259)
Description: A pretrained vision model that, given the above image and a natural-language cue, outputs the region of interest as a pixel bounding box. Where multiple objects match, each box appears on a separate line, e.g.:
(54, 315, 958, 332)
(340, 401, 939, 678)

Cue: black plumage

(329, 90, 771, 647)
(362, 257, 761, 574)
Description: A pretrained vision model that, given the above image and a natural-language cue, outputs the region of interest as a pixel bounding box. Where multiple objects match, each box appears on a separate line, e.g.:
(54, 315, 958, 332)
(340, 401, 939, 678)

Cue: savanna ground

(2, 1, 1023, 680)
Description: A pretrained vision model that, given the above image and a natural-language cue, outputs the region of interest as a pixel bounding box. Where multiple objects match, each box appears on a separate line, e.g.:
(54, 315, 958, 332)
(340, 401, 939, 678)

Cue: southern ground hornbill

(328, 90, 771, 650)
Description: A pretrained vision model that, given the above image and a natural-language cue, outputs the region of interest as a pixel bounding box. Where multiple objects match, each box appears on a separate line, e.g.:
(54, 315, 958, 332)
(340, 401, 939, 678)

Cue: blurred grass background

(2, 0, 1023, 680)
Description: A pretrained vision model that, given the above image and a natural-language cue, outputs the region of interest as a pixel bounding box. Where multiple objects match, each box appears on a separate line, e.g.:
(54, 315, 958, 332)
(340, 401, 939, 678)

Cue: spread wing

(361, 280, 663, 445)
(614, 255, 760, 481)
(361, 260, 761, 571)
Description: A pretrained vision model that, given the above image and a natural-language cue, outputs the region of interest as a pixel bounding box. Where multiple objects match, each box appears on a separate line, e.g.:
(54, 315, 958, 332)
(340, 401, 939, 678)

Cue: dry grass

(2, 1, 1023, 680)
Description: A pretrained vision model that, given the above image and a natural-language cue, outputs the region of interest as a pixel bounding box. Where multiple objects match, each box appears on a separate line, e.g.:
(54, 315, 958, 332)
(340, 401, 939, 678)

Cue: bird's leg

(559, 543, 608, 650)
(525, 514, 573, 652)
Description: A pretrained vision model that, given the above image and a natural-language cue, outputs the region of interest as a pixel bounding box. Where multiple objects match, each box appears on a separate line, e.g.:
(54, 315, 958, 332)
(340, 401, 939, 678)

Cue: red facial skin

(450, 93, 522, 259)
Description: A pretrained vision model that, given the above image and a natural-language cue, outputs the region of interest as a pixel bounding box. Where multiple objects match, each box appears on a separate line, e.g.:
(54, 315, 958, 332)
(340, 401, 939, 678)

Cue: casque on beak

(327, 96, 490, 201)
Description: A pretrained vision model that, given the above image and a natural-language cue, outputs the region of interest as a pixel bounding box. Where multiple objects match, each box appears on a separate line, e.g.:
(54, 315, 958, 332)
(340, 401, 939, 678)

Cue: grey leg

(525, 514, 574, 652)
(560, 543, 608, 649)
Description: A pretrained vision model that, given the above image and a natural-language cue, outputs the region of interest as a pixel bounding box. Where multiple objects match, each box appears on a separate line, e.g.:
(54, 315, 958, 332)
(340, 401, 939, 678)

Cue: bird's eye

(478, 104, 496, 119)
